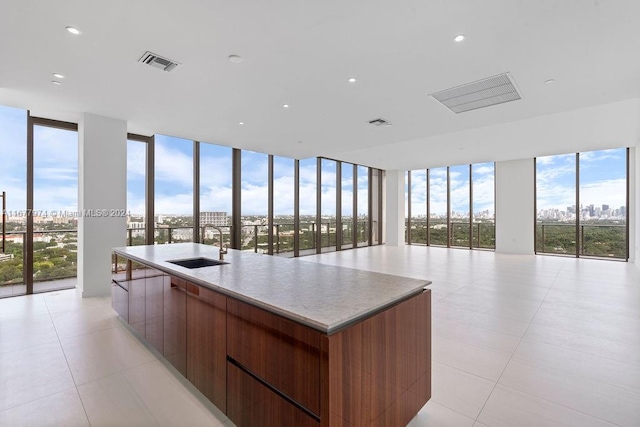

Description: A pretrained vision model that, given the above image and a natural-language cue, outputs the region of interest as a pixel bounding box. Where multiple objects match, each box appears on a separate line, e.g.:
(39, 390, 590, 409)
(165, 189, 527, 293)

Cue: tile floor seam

(514, 336, 640, 386)
(43, 294, 93, 426)
(0, 385, 79, 416)
(431, 329, 518, 356)
(431, 357, 502, 384)
(424, 398, 486, 424)
(521, 329, 640, 364)
(472, 267, 562, 423)
(118, 365, 165, 427)
(495, 383, 626, 427)
(502, 354, 640, 400)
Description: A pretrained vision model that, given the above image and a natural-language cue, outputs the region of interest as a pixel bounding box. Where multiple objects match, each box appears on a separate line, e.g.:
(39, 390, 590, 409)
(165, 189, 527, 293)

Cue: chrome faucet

(201, 224, 228, 261)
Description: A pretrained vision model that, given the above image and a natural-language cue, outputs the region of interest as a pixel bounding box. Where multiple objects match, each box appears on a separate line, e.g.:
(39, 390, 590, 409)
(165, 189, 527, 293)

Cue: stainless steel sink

(167, 257, 229, 269)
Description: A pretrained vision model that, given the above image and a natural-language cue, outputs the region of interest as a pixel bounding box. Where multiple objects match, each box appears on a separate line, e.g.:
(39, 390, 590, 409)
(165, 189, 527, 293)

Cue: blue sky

(0, 105, 79, 217)
(536, 149, 627, 211)
(407, 163, 495, 218)
(128, 135, 370, 217)
(1, 103, 628, 219)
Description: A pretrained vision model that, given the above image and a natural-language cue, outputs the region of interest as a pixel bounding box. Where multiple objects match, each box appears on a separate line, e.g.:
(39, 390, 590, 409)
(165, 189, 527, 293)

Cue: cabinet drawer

(227, 362, 319, 427)
(111, 281, 128, 322)
(186, 283, 227, 412)
(227, 298, 321, 416)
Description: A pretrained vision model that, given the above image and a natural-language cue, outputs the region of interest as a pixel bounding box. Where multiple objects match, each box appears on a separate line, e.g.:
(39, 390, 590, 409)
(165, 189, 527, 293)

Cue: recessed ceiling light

(53, 73, 65, 79)
(348, 77, 357, 83)
(66, 26, 81, 35)
(545, 79, 555, 84)
(228, 55, 243, 64)
(238, 121, 245, 125)
(51, 81, 62, 85)
(454, 34, 465, 42)
(283, 104, 290, 108)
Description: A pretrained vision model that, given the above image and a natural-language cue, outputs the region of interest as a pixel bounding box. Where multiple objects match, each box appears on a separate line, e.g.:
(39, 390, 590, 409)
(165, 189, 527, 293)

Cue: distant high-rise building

(200, 211, 228, 226)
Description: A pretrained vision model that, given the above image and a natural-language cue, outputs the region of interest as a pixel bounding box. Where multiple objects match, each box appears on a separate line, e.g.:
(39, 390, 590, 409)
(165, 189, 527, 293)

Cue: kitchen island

(112, 243, 431, 426)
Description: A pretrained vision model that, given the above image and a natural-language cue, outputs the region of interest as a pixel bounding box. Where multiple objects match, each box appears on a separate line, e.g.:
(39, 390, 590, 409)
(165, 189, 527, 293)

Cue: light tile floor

(0, 245, 638, 426)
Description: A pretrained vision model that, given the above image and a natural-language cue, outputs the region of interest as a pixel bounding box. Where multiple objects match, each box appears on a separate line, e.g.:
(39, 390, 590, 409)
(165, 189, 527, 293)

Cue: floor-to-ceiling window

(579, 149, 627, 258)
(341, 163, 354, 249)
(535, 149, 628, 259)
(126, 138, 147, 246)
(449, 165, 470, 248)
(299, 158, 317, 254)
(370, 168, 382, 245)
(154, 135, 194, 244)
(356, 165, 369, 246)
(320, 159, 337, 252)
(429, 167, 449, 246)
(535, 153, 577, 256)
(0, 106, 27, 297)
(0, 107, 79, 297)
(472, 162, 495, 249)
(200, 142, 233, 248)
(241, 150, 269, 252)
(406, 162, 495, 250)
(409, 170, 427, 245)
(273, 156, 295, 256)
(32, 121, 78, 293)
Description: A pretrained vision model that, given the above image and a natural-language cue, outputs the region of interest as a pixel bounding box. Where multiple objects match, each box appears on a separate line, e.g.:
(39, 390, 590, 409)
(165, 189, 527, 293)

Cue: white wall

(495, 159, 535, 254)
(77, 113, 127, 297)
(384, 170, 405, 246)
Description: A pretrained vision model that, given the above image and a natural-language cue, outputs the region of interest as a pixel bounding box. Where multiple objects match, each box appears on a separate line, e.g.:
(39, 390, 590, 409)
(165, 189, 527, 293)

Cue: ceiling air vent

(138, 51, 181, 72)
(369, 118, 391, 126)
(430, 72, 522, 114)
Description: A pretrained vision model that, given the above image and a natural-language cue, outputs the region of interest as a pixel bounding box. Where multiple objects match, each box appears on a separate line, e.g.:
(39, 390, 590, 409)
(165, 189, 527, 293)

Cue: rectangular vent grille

(430, 73, 522, 114)
(138, 51, 180, 72)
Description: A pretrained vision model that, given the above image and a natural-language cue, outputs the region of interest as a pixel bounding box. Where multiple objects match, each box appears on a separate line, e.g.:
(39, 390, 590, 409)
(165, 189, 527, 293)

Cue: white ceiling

(1, 0, 640, 170)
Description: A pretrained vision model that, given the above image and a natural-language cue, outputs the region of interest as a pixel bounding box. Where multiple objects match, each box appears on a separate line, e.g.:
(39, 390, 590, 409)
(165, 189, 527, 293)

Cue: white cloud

(155, 139, 193, 188)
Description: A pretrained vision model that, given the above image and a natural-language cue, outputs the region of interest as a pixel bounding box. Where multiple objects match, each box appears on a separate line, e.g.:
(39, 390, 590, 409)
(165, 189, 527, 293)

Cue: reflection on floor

(0, 246, 639, 426)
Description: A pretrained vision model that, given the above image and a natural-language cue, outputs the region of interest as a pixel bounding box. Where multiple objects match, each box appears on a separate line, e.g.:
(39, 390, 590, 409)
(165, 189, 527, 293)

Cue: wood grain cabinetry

(164, 276, 187, 375)
(111, 269, 128, 322)
(145, 268, 165, 352)
(128, 268, 147, 338)
(321, 290, 431, 426)
(227, 298, 321, 417)
(227, 362, 319, 427)
(186, 282, 227, 412)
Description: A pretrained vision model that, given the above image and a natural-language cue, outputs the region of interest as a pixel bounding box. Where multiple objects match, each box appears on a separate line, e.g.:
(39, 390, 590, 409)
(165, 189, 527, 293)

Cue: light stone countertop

(113, 243, 430, 334)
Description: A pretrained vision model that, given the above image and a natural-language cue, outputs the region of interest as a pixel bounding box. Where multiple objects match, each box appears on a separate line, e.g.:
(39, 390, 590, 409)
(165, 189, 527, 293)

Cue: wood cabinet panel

(227, 298, 321, 416)
(323, 291, 431, 426)
(128, 275, 146, 338)
(164, 275, 187, 375)
(111, 282, 128, 321)
(227, 362, 319, 427)
(186, 282, 227, 412)
(145, 269, 165, 352)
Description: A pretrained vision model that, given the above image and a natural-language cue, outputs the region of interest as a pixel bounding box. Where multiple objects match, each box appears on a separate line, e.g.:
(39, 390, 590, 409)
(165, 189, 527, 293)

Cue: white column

(77, 113, 127, 297)
(495, 159, 535, 254)
(384, 170, 405, 246)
